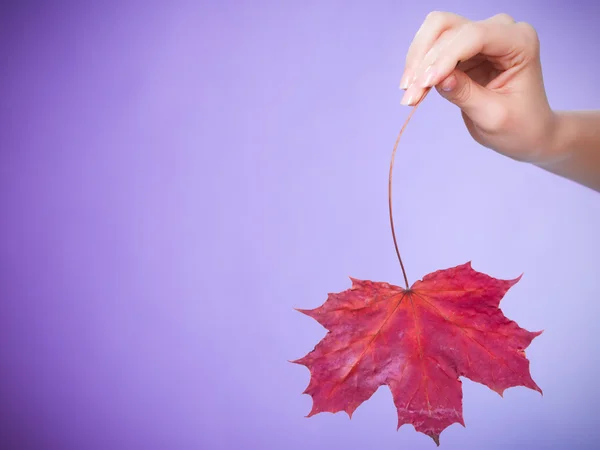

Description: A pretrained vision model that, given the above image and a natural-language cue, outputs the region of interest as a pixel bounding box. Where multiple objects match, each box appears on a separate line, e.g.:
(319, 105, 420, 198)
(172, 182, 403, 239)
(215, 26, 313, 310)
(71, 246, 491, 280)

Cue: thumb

(436, 69, 500, 127)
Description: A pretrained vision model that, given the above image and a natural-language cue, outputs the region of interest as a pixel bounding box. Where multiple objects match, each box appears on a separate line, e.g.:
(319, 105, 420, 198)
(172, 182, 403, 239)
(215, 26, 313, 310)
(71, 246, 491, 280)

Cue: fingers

(420, 21, 521, 87)
(401, 13, 525, 106)
(400, 11, 468, 89)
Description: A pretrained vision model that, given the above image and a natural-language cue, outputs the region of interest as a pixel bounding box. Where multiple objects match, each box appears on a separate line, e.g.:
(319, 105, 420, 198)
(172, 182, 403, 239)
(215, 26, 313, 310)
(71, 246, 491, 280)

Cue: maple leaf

(292, 262, 542, 445)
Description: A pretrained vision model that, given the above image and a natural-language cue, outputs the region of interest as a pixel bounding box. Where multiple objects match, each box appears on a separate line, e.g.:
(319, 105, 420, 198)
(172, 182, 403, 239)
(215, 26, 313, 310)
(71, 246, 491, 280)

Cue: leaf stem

(388, 88, 431, 289)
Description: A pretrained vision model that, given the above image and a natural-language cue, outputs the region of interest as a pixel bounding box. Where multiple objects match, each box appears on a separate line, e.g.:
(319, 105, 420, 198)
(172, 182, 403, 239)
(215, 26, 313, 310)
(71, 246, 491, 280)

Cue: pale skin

(400, 12, 600, 192)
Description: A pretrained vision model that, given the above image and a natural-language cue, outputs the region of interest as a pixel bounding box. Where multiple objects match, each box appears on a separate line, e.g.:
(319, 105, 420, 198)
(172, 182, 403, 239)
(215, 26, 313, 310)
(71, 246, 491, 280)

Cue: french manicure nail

(422, 66, 436, 88)
(399, 76, 409, 90)
(400, 91, 414, 106)
(399, 69, 412, 90)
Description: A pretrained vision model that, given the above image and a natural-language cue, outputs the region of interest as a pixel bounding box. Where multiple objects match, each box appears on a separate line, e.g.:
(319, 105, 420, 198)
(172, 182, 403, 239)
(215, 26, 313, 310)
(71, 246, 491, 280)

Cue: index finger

(400, 11, 468, 88)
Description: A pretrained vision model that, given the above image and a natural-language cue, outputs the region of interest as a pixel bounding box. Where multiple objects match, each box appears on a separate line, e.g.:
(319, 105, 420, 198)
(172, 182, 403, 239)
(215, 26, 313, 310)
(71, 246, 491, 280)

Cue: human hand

(400, 12, 558, 164)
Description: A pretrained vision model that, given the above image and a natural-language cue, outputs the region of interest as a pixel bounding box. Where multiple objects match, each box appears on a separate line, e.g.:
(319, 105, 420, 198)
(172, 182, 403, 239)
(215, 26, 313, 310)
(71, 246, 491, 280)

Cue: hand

(400, 12, 557, 164)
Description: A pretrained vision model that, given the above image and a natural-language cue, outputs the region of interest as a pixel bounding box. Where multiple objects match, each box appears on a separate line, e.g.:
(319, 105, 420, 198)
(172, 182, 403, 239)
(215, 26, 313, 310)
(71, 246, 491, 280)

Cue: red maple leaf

(292, 262, 542, 444)
(293, 92, 542, 444)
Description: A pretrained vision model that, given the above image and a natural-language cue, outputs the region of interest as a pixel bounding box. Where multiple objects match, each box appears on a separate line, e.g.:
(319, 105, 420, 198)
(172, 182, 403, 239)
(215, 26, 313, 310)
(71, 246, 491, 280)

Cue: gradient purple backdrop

(1, 1, 599, 449)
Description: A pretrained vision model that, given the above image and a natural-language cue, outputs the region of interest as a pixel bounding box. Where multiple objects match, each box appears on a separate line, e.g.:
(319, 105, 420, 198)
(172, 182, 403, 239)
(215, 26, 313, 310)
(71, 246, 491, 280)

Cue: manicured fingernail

(423, 47, 439, 66)
(421, 65, 437, 88)
(399, 70, 412, 90)
(400, 90, 414, 106)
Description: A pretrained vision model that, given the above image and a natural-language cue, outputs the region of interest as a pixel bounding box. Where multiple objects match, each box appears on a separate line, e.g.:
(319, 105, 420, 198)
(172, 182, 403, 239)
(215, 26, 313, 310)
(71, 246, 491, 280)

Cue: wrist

(531, 110, 600, 191)
(534, 111, 573, 168)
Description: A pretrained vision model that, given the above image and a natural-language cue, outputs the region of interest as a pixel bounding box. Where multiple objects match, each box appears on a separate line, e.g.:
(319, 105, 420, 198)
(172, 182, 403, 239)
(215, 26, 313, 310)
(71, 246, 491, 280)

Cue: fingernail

(400, 90, 414, 106)
(439, 74, 457, 92)
(423, 47, 439, 66)
(421, 65, 437, 88)
(399, 69, 413, 90)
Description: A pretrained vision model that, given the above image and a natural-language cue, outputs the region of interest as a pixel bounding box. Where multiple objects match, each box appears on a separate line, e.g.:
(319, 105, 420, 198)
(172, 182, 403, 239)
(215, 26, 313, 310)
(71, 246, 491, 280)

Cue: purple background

(1, 1, 599, 449)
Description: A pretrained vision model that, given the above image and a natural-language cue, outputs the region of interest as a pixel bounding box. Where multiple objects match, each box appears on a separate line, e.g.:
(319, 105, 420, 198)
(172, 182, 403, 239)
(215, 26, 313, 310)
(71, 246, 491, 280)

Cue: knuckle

(491, 13, 516, 24)
(516, 21, 539, 43)
(425, 10, 443, 22)
(425, 10, 450, 27)
(515, 21, 540, 54)
(461, 21, 484, 41)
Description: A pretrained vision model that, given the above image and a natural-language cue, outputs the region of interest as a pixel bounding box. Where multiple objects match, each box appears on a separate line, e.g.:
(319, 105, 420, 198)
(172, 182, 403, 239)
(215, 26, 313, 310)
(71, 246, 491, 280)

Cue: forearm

(536, 111, 600, 191)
